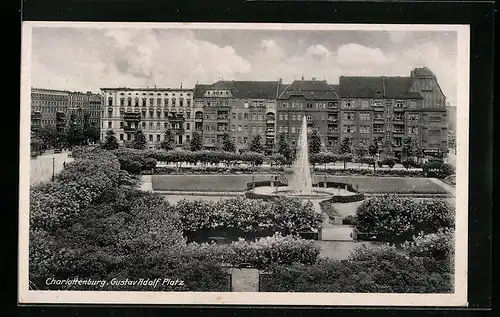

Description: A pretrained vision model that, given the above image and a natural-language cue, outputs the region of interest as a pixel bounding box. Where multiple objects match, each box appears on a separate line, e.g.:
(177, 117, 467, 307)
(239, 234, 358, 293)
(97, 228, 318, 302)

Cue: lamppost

(51, 157, 55, 181)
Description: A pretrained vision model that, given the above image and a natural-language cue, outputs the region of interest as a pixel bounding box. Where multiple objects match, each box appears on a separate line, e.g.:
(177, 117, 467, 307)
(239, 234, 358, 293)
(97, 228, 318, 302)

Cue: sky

(30, 26, 458, 106)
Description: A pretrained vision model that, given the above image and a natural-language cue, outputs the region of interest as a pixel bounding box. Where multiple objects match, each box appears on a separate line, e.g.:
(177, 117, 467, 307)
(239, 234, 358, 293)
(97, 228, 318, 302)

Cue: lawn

(152, 174, 449, 194)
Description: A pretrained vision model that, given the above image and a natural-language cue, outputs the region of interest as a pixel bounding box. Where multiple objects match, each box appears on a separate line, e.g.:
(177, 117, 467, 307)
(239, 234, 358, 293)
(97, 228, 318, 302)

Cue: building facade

(100, 87, 194, 148)
(337, 67, 448, 159)
(193, 81, 279, 154)
(31, 88, 101, 135)
(31, 88, 70, 133)
(276, 78, 340, 153)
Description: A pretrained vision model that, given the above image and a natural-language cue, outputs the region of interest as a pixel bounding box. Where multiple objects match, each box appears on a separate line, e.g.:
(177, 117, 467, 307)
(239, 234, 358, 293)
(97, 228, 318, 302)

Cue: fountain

(288, 116, 314, 195)
(246, 116, 363, 203)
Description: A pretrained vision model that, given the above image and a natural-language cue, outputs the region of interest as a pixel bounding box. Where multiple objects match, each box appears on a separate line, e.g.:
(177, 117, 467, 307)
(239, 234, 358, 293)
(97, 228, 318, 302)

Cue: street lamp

(52, 157, 55, 181)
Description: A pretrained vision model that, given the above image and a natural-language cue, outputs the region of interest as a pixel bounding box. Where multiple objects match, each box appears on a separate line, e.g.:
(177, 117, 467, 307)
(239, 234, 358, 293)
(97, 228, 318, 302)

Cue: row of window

(111, 92, 191, 97)
(201, 112, 275, 121)
(109, 97, 192, 108)
(203, 124, 274, 133)
(281, 101, 338, 109)
(104, 109, 192, 119)
(103, 121, 191, 131)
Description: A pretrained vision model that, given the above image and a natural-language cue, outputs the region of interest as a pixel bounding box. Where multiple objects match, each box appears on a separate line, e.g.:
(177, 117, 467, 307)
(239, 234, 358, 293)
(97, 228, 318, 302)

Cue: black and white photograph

(19, 22, 469, 306)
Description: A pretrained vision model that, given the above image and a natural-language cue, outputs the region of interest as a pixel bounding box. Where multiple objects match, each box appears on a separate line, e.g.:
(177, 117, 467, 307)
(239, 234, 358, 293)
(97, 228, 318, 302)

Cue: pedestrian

(63, 161, 66, 168)
(351, 227, 358, 242)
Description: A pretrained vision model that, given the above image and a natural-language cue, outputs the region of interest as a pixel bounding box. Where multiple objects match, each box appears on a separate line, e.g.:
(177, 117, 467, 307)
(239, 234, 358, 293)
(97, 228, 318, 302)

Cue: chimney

(180, 82, 183, 89)
(301, 75, 304, 80)
(312, 77, 316, 81)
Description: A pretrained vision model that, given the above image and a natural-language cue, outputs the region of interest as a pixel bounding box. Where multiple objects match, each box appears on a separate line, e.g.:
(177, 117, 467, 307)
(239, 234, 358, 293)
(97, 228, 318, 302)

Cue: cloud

(30, 28, 457, 106)
(336, 43, 390, 67)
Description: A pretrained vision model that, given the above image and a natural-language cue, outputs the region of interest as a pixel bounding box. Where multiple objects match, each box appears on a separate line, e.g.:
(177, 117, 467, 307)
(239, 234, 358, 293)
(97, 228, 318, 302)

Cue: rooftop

(338, 76, 423, 99)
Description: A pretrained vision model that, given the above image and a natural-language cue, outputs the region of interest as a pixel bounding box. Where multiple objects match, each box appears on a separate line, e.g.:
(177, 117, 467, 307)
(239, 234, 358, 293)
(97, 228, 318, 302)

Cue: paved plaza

(30, 152, 74, 185)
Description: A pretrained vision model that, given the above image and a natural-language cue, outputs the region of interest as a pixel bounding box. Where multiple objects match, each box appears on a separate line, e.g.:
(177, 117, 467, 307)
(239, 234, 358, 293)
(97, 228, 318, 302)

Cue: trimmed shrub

(172, 197, 323, 235)
(183, 233, 320, 270)
(260, 244, 454, 293)
(342, 215, 357, 226)
(402, 228, 455, 261)
(355, 195, 454, 243)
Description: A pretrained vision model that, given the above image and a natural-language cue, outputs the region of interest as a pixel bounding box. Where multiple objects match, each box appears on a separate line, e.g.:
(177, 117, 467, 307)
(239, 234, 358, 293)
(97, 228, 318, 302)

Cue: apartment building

(338, 67, 448, 159)
(100, 87, 194, 148)
(31, 88, 101, 134)
(276, 78, 340, 153)
(193, 81, 279, 154)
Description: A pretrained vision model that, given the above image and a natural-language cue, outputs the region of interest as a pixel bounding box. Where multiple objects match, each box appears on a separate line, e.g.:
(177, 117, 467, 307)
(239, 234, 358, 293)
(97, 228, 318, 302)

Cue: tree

(83, 126, 100, 144)
(220, 133, 235, 152)
(353, 142, 368, 162)
(308, 129, 322, 156)
(338, 137, 352, 170)
(249, 135, 264, 153)
(133, 130, 147, 150)
(161, 128, 176, 151)
(66, 123, 85, 147)
(102, 130, 119, 150)
(401, 137, 413, 166)
(368, 139, 379, 173)
(411, 138, 423, 164)
(35, 125, 60, 150)
(191, 131, 203, 152)
(277, 133, 291, 164)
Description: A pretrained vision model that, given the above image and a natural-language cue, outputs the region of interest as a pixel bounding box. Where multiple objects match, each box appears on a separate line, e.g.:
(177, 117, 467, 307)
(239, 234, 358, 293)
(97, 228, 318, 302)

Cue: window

(157, 122, 161, 130)
(243, 137, 248, 144)
(244, 102, 249, 108)
(232, 113, 236, 119)
(373, 124, 384, 133)
(149, 98, 154, 106)
(119, 121, 124, 128)
(252, 125, 257, 133)
(409, 100, 417, 108)
(374, 112, 384, 120)
(290, 127, 295, 133)
(343, 112, 355, 120)
(429, 115, 442, 122)
(291, 114, 296, 121)
(149, 134, 153, 142)
(342, 125, 355, 133)
(408, 127, 419, 135)
(157, 98, 161, 106)
(306, 103, 313, 109)
(393, 138, 402, 147)
(361, 100, 369, 108)
(186, 123, 191, 130)
(394, 113, 404, 121)
(306, 115, 312, 121)
(119, 134, 124, 140)
(172, 98, 176, 107)
(187, 99, 191, 107)
(282, 102, 288, 108)
(359, 112, 371, 121)
(374, 100, 383, 107)
(180, 99, 184, 107)
(127, 133, 131, 141)
(428, 129, 441, 136)
(108, 97, 113, 106)
(344, 100, 352, 107)
(258, 126, 263, 133)
(359, 125, 370, 134)
(258, 114, 263, 121)
(408, 113, 419, 120)
(298, 114, 302, 121)
(279, 114, 283, 121)
(237, 125, 242, 132)
(395, 100, 405, 108)
(149, 122, 153, 130)
(231, 125, 235, 131)
(244, 125, 248, 132)
(107, 122, 112, 128)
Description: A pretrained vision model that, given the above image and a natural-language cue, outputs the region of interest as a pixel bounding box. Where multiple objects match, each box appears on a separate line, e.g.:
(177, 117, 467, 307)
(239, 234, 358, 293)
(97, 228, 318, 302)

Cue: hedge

(355, 195, 455, 243)
(259, 244, 454, 293)
(183, 233, 320, 270)
(171, 197, 323, 235)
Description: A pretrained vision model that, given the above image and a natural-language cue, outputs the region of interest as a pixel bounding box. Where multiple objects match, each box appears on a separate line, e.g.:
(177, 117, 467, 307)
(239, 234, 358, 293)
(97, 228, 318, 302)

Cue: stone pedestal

(231, 268, 259, 292)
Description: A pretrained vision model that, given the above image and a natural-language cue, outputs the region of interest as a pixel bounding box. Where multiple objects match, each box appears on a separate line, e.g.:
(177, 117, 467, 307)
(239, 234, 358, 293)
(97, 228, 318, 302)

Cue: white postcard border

(19, 22, 470, 306)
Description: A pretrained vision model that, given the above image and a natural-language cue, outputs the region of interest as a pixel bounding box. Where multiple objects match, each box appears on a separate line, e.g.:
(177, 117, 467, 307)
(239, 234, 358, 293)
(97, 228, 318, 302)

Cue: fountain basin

(245, 181, 365, 203)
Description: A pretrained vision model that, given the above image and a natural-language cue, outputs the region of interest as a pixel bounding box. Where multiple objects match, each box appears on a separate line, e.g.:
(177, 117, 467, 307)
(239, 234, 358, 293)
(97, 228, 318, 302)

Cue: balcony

(31, 112, 42, 120)
(393, 130, 405, 136)
(123, 125, 138, 133)
(266, 118, 275, 124)
(124, 112, 141, 121)
(393, 116, 405, 122)
(266, 129, 275, 135)
(373, 117, 385, 123)
(393, 107, 406, 112)
(217, 117, 229, 121)
(327, 118, 338, 123)
(195, 116, 203, 122)
(327, 130, 339, 135)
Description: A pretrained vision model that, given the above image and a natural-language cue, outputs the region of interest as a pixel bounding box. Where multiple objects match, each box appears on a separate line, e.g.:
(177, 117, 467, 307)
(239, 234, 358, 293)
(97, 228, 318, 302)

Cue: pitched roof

(411, 66, 435, 77)
(278, 80, 339, 100)
(194, 81, 280, 99)
(339, 76, 423, 99)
